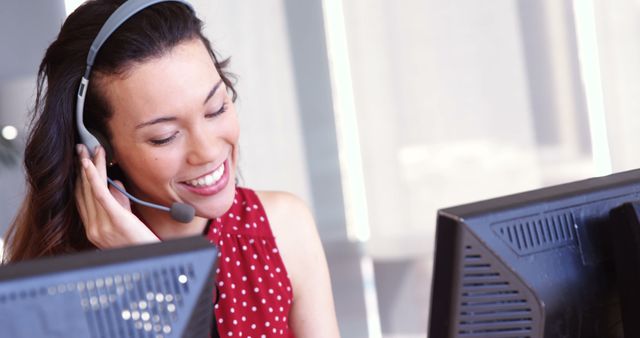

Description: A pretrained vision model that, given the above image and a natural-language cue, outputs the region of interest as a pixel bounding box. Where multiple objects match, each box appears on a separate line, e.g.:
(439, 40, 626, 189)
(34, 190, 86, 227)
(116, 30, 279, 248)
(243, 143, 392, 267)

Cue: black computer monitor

(609, 201, 640, 337)
(427, 169, 640, 337)
(0, 236, 218, 338)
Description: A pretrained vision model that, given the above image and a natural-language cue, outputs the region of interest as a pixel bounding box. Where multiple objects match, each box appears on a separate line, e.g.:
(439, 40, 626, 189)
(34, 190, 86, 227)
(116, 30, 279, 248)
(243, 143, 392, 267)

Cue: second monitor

(428, 169, 640, 337)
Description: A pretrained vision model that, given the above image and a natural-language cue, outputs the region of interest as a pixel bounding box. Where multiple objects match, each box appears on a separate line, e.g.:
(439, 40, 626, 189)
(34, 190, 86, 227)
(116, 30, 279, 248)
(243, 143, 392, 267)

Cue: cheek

(228, 118, 240, 164)
(230, 127, 240, 146)
(118, 151, 177, 186)
(223, 106, 240, 138)
(227, 116, 240, 143)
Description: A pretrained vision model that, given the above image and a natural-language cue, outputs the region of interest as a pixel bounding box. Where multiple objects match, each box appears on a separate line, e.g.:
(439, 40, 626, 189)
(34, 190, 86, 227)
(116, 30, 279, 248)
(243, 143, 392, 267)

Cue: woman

(4, 1, 340, 337)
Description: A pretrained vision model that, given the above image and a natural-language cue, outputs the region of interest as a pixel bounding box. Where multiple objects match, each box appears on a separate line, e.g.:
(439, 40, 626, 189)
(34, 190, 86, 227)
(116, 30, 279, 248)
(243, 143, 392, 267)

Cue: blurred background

(2, 0, 640, 337)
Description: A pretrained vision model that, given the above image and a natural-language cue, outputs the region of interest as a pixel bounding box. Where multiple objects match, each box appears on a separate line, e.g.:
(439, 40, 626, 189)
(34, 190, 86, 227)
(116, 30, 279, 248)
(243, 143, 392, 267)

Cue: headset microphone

(76, 0, 196, 223)
(107, 178, 196, 223)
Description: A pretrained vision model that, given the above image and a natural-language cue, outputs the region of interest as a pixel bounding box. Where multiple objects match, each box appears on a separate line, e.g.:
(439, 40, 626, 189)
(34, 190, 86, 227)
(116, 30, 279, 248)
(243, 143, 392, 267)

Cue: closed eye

(149, 102, 227, 145)
(205, 103, 227, 118)
(149, 132, 178, 145)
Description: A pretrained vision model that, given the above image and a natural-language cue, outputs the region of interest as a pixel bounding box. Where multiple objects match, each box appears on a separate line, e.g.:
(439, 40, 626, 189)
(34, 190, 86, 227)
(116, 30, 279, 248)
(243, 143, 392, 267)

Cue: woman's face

(100, 38, 239, 220)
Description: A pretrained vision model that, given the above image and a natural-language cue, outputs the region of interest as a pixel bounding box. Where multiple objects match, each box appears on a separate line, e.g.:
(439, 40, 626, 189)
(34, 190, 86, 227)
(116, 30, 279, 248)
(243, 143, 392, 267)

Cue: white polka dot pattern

(208, 188, 295, 337)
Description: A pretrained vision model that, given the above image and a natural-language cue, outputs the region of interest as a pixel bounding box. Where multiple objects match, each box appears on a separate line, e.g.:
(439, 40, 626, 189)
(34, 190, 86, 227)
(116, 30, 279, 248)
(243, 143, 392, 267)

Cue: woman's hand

(75, 144, 159, 249)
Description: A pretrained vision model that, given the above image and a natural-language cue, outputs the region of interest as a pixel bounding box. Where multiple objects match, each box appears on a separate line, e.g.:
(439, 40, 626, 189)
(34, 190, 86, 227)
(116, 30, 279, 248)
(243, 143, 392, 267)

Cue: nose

(186, 124, 219, 165)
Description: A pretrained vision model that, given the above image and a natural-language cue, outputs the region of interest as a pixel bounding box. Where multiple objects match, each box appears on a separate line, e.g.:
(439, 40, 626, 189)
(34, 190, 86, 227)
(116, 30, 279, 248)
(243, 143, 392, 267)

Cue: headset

(76, 0, 196, 223)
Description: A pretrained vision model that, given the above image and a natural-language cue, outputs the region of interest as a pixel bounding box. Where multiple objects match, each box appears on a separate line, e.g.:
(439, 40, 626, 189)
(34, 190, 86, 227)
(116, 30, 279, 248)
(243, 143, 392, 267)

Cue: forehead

(99, 38, 222, 124)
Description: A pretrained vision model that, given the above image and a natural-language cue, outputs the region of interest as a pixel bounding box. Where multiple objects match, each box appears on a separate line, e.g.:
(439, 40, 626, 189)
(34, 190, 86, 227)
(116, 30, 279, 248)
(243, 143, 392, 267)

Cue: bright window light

(321, 0, 371, 243)
(2, 125, 18, 140)
(64, 0, 86, 16)
(572, 0, 612, 176)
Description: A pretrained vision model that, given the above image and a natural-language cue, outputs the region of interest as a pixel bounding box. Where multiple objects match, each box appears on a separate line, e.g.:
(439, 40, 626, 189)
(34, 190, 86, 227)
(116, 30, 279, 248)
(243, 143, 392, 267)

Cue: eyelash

(149, 103, 228, 146)
(149, 133, 177, 146)
(206, 103, 227, 118)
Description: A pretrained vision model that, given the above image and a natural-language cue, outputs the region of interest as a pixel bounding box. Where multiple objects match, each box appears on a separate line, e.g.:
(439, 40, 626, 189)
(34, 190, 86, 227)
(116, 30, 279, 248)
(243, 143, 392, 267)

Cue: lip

(183, 160, 226, 182)
(179, 159, 230, 196)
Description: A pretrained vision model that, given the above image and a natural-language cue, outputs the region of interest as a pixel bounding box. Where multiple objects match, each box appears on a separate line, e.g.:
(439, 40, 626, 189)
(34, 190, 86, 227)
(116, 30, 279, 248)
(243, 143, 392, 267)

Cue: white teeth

(187, 163, 225, 187)
(205, 175, 214, 185)
(213, 164, 224, 180)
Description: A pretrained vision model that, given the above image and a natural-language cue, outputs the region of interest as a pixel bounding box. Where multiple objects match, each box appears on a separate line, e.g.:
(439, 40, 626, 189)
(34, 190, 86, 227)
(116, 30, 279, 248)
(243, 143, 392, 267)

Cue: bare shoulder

(254, 190, 315, 237)
(254, 190, 310, 215)
(254, 190, 340, 337)
(253, 190, 321, 280)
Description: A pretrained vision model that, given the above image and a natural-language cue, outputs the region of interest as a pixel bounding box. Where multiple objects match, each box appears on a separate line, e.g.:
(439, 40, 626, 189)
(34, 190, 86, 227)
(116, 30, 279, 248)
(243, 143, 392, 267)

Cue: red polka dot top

(206, 187, 295, 337)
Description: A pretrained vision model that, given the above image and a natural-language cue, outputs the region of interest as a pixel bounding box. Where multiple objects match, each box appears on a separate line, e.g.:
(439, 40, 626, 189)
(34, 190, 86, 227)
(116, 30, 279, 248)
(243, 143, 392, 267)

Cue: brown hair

(4, 0, 237, 262)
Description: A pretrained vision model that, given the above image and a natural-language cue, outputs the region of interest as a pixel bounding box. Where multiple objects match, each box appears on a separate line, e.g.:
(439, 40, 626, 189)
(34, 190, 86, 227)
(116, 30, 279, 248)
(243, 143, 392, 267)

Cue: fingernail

(81, 158, 89, 169)
(76, 144, 82, 155)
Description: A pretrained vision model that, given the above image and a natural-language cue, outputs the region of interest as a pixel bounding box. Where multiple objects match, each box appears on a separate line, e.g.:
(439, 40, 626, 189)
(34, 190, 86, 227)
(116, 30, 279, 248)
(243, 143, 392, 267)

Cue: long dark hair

(4, 0, 237, 262)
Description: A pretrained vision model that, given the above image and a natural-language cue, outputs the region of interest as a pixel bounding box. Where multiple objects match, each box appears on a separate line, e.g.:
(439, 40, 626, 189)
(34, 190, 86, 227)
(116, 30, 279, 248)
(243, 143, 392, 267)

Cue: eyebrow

(204, 79, 224, 104)
(135, 79, 225, 129)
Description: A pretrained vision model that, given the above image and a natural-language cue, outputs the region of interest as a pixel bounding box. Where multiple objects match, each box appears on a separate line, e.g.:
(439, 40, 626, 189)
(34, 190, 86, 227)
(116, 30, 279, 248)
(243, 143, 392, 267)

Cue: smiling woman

(99, 39, 239, 238)
(3, 0, 339, 337)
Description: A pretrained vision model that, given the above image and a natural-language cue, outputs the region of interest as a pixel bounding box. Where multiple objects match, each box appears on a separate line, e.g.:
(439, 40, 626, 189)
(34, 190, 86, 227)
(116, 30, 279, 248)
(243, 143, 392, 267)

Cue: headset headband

(76, 0, 194, 156)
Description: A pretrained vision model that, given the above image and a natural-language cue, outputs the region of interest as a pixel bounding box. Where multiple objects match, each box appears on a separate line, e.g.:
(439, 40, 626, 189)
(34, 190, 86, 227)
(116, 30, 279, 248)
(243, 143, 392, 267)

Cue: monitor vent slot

(457, 245, 535, 338)
(492, 211, 576, 255)
(77, 263, 194, 338)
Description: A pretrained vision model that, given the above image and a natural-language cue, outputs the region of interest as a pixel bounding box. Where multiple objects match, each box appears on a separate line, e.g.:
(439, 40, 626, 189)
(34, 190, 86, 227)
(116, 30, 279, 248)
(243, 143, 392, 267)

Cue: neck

(134, 205, 209, 240)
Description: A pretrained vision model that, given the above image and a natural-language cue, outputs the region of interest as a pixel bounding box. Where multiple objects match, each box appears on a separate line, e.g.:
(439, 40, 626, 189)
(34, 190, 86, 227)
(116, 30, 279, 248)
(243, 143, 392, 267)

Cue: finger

(82, 158, 117, 247)
(77, 143, 90, 161)
(80, 158, 96, 217)
(74, 174, 88, 221)
(75, 145, 89, 218)
(84, 145, 111, 229)
(82, 158, 125, 215)
(93, 145, 108, 182)
(80, 162, 104, 245)
(92, 146, 114, 228)
(109, 179, 132, 210)
(78, 144, 97, 215)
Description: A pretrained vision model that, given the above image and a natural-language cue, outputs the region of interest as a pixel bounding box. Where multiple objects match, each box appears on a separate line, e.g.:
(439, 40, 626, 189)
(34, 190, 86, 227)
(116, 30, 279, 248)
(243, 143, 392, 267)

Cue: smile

(184, 162, 225, 187)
